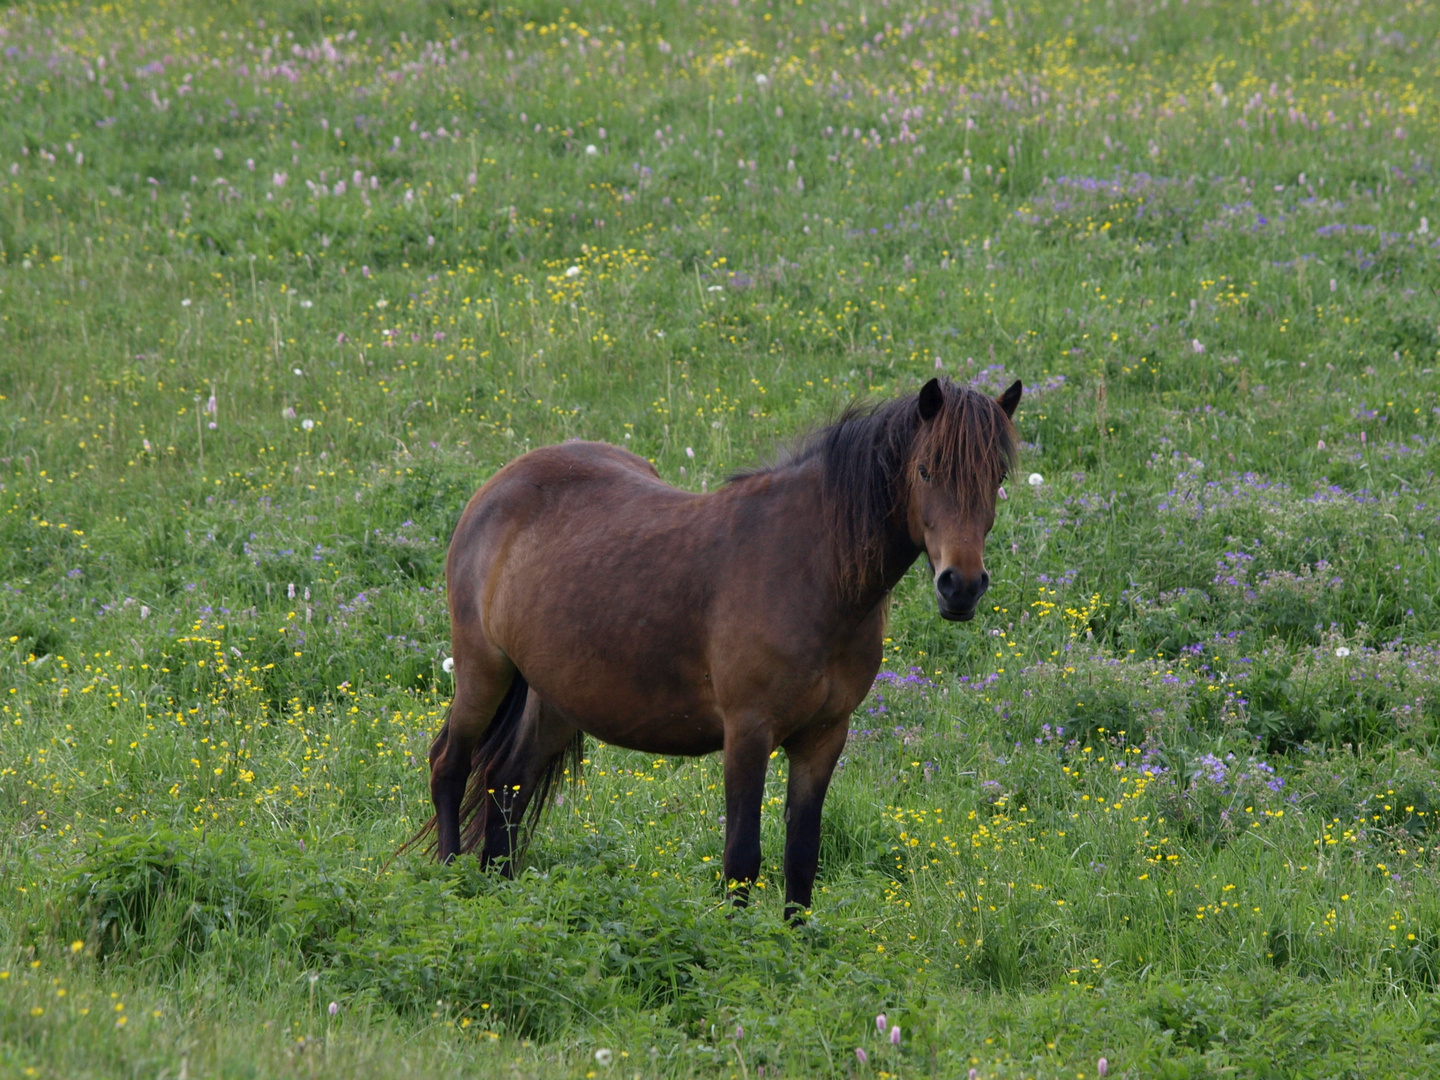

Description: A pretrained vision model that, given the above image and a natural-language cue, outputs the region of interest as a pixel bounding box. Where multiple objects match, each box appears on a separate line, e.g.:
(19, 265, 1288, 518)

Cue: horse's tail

(396, 671, 530, 862)
(458, 674, 584, 860)
(396, 671, 582, 867)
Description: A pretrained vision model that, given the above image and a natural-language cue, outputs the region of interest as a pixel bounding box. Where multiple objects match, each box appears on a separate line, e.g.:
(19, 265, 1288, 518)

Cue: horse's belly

(546, 685, 725, 757)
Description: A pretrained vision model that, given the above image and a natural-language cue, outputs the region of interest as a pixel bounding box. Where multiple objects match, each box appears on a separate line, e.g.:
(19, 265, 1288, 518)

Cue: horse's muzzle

(934, 567, 989, 621)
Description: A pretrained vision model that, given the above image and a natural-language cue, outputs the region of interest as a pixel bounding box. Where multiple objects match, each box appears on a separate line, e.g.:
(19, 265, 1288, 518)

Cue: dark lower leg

(781, 721, 847, 921)
(722, 729, 773, 906)
(430, 724, 475, 864)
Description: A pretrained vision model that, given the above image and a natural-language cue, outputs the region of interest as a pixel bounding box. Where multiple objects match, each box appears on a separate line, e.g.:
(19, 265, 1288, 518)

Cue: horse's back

(453, 441, 664, 541)
(447, 440, 687, 623)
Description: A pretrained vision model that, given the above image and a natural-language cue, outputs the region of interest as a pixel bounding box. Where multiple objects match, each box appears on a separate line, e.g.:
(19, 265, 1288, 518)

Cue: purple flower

(875, 1013, 887, 1033)
(890, 1025, 901, 1046)
(855, 1048, 868, 1064)
(328, 1001, 338, 1017)
(1098, 1057, 1108, 1077)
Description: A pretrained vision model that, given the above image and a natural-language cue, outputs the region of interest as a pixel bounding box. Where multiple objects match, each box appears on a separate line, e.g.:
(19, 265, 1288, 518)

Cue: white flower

(1335, 646, 1351, 658)
(585, 144, 598, 156)
(181, 298, 192, 307)
(594, 1049, 613, 1067)
(300, 299, 313, 308)
(754, 73, 769, 87)
(565, 265, 581, 278)
(293, 367, 303, 376)
(301, 418, 315, 431)
(375, 299, 388, 309)
(1027, 473, 1044, 487)
(442, 657, 455, 674)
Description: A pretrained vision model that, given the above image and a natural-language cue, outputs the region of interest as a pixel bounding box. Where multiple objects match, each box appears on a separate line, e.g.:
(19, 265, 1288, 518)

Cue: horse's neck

(835, 503, 923, 620)
(858, 528, 922, 607)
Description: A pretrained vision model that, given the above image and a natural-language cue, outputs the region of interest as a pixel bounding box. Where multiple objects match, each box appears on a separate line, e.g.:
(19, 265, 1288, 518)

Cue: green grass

(4, 0, 1440, 1076)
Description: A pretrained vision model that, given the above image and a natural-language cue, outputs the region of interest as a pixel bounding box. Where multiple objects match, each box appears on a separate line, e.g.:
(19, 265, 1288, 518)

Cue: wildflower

(686, 447, 695, 459)
(594, 1048, 613, 1067)
(282, 406, 297, 420)
(1330, 278, 1337, 292)
(442, 657, 455, 674)
(585, 144, 598, 156)
(328, 1001, 338, 1017)
(213, 147, 223, 160)
(1191, 339, 1206, 354)
(1335, 647, 1351, 658)
(855, 1048, 869, 1064)
(142, 439, 153, 453)
(362, 265, 371, 278)
(139, 606, 149, 619)
(181, 298, 192, 307)
(301, 419, 315, 431)
(205, 395, 217, 415)
(735, 1025, 743, 1039)
(300, 299, 313, 309)
(755, 73, 769, 87)
(1028, 473, 1044, 487)
(272, 171, 287, 188)
(1317, 439, 1326, 450)
(876, 1014, 887, 1033)
(246, 158, 255, 171)
(890, 1026, 901, 1045)
(1098, 1058, 1108, 1077)
(566, 266, 581, 278)
(293, 368, 303, 376)
(70, 940, 84, 953)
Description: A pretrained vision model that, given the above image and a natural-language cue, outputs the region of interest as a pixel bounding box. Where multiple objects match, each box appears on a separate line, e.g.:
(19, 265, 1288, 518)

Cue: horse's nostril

(979, 570, 990, 594)
(936, 568, 959, 598)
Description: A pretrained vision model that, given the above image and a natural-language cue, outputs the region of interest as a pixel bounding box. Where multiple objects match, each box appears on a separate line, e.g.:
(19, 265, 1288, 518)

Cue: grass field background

(4, 0, 1440, 1076)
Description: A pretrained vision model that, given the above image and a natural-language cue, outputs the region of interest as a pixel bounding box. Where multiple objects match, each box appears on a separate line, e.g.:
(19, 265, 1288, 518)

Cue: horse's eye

(917, 464, 931, 482)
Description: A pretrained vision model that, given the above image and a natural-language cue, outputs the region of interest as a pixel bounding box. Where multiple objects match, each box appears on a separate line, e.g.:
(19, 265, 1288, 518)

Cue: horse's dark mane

(735, 378, 1015, 597)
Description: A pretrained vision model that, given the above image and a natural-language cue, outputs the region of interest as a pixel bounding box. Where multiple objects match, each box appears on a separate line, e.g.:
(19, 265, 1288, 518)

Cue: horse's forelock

(914, 381, 1016, 515)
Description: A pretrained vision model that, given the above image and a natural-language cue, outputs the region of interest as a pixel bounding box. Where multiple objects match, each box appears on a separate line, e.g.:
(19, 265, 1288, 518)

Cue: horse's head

(906, 377, 1021, 622)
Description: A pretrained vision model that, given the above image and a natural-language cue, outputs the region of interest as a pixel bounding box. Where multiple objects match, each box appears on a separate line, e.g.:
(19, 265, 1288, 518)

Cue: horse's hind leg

(479, 694, 578, 875)
(429, 643, 515, 863)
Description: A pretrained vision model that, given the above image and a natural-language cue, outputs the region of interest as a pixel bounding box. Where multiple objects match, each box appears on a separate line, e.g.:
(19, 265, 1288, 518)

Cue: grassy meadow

(5, 0, 1440, 1075)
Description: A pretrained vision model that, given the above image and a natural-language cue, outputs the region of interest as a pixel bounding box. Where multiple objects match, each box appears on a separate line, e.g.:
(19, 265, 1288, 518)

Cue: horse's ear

(917, 378, 944, 422)
(997, 379, 1022, 419)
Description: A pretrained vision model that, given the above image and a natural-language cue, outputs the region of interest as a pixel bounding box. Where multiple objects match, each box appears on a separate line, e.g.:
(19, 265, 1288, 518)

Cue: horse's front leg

(780, 716, 849, 923)
(721, 720, 774, 907)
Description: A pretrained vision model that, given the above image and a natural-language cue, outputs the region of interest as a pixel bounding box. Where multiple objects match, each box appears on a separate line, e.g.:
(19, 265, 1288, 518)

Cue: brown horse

(421, 376, 1020, 919)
